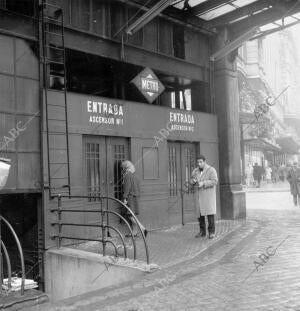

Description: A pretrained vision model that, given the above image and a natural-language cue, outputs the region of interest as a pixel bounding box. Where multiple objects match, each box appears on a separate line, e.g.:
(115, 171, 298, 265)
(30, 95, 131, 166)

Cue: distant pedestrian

(265, 166, 272, 184)
(121, 160, 147, 238)
(278, 164, 286, 182)
(245, 164, 254, 187)
(271, 165, 279, 183)
(286, 161, 300, 206)
(190, 155, 218, 239)
(253, 163, 263, 188)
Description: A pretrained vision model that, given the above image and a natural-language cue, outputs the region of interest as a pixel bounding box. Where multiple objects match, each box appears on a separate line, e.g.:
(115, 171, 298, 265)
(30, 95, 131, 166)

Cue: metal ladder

(39, 1, 71, 198)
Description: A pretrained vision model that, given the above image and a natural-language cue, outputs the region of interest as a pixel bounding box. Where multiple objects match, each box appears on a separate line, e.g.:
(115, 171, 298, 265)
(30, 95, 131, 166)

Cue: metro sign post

(131, 68, 165, 103)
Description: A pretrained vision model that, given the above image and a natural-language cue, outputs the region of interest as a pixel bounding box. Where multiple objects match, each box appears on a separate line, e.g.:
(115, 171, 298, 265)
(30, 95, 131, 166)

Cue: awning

(243, 138, 281, 152)
(276, 136, 300, 154)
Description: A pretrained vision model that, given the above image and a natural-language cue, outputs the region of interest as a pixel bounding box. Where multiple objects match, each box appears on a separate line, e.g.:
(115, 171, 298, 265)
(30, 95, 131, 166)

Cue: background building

(238, 29, 300, 181)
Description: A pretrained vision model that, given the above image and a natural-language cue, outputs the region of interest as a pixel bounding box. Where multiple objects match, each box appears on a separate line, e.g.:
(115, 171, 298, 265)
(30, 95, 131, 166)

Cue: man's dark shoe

(195, 230, 206, 238)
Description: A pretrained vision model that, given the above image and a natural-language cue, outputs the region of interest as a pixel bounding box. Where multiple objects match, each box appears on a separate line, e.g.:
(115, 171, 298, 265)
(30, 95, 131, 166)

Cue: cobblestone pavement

(71, 219, 242, 268)
(29, 190, 300, 311)
(244, 181, 289, 193)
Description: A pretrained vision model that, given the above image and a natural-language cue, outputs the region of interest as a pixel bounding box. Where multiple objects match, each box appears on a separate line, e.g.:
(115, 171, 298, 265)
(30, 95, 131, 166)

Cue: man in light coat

(191, 155, 218, 239)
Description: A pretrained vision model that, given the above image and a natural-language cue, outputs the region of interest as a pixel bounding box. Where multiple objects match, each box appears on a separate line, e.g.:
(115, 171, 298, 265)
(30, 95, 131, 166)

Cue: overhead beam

(250, 19, 300, 41)
(208, 0, 274, 28)
(230, 0, 300, 37)
(118, 0, 213, 34)
(126, 0, 173, 35)
(210, 27, 259, 61)
(191, 0, 234, 16)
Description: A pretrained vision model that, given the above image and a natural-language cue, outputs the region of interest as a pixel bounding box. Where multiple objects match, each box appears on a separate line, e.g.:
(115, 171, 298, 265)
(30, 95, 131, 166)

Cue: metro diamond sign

(131, 68, 165, 103)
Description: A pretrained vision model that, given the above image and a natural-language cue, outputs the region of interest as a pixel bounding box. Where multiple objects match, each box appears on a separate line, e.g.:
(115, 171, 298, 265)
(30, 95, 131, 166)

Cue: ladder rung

(48, 185, 70, 189)
(46, 87, 66, 91)
(48, 117, 66, 120)
(49, 132, 67, 138)
(49, 147, 68, 150)
(49, 73, 65, 78)
(44, 30, 63, 37)
(43, 16, 62, 23)
(46, 59, 64, 65)
(45, 45, 64, 51)
(43, 2, 62, 9)
(50, 162, 69, 165)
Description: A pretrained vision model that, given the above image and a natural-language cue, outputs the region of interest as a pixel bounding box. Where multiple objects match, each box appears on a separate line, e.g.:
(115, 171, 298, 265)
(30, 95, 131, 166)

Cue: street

(33, 188, 300, 311)
(103, 190, 300, 311)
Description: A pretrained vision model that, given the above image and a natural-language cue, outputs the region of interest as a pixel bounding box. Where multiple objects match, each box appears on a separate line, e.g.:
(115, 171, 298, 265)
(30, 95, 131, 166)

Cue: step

(0, 289, 49, 311)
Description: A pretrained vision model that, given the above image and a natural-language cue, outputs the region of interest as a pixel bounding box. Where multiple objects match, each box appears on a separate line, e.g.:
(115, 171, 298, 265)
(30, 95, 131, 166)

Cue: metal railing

(0, 216, 26, 295)
(51, 195, 150, 264)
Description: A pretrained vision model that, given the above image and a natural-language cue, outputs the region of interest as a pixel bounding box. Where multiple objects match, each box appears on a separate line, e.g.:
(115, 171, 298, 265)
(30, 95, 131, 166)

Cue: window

(126, 7, 144, 47)
(111, 2, 126, 40)
(173, 24, 185, 59)
(171, 89, 192, 110)
(85, 143, 101, 201)
(142, 148, 159, 180)
(168, 146, 178, 196)
(183, 145, 196, 194)
(113, 144, 126, 200)
(158, 19, 173, 55)
(0, 0, 36, 17)
(92, 0, 110, 37)
(70, 0, 90, 31)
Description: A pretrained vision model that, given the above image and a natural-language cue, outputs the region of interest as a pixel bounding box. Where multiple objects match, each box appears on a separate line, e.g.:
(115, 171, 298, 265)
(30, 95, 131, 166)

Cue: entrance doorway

(168, 141, 197, 225)
(84, 136, 129, 226)
(0, 194, 43, 288)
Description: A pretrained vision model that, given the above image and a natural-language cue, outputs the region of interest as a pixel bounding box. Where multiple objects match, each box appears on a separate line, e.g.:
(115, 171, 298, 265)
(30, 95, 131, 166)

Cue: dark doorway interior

(0, 194, 43, 288)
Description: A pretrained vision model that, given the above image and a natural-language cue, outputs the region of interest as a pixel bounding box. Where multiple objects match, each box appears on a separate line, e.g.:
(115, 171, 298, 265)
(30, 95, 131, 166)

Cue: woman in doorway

(121, 160, 147, 238)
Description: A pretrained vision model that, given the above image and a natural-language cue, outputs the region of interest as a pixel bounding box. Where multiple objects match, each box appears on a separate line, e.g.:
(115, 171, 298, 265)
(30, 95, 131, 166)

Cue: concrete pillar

(213, 28, 246, 219)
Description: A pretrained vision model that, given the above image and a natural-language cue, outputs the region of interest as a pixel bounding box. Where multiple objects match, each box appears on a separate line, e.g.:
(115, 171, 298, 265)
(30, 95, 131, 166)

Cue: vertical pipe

(240, 125, 245, 184)
(0, 217, 25, 295)
(100, 198, 106, 256)
(38, 0, 46, 291)
(180, 144, 184, 225)
(40, 0, 52, 200)
(1, 241, 12, 290)
(61, 12, 71, 196)
(57, 194, 62, 248)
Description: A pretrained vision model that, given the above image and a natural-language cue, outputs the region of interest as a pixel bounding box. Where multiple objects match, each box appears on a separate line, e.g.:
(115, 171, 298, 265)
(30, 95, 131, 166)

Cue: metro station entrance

(83, 136, 129, 226)
(168, 141, 197, 225)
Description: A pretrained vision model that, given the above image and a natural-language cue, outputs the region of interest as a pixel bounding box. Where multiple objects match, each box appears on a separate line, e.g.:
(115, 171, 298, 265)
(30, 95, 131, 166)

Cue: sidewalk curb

(246, 189, 289, 193)
(161, 219, 246, 269)
(42, 220, 254, 311)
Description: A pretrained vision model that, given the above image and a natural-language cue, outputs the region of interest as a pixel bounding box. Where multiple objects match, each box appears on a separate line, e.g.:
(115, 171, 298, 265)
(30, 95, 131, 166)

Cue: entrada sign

(131, 67, 165, 103)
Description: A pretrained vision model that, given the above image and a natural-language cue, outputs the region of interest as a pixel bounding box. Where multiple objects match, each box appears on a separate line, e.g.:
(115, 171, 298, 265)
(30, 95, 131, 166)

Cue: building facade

(238, 30, 300, 181)
(0, 0, 231, 288)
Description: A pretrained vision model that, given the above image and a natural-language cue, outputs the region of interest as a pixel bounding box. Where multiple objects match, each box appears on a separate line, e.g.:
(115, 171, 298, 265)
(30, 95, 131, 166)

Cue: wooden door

(106, 137, 129, 228)
(168, 142, 182, 225)
(85, 137, 107, 198)
(168, 142, 196, 225)
(84, 137, 107, 235)
(181, 143, 196, 223)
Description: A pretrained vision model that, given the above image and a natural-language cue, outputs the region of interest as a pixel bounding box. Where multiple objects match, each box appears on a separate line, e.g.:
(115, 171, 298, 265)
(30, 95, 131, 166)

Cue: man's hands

(198, 181, 204, 188)
(123, 199, 128, 205)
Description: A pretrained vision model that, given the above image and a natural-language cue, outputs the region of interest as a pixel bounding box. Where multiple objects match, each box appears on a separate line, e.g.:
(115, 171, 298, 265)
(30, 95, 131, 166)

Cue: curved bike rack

(0, 216, 26, 295)
(51, 194, 150, 264)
